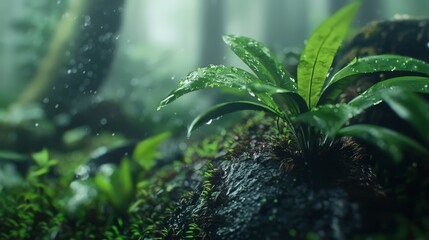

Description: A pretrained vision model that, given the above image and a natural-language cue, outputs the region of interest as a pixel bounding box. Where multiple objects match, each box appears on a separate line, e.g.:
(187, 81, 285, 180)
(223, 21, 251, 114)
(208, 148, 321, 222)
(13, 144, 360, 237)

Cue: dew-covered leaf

(298, 1, 360, 109)
(187, 101, 279, 137)
(338, 125, 429, 162)
(320, 55, 429, 104)
(247, 83, 307, 114)
(300, 77, 429, 138)
(158, 65, 265, 108)
(223, 35, 296, 91)
(349, 76, 429, 111)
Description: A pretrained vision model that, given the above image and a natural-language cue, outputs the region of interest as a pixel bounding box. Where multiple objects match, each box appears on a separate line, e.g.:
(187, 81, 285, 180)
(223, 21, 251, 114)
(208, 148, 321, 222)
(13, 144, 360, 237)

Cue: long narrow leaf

(299, 77, 429, 137)
(246, 83, 308, 114)
(246, 83, 307, 114)
(223, 35, 296, 91)
(159, 65, 257, 108)
(338, 125, 429, 162)
(158, 65, 277, 110)
(383, 91, 429, 144)
(187, 101, 279, 137)
(319, 55, 429, 104)
(298, 1, 360, 109)
(349, 76, 429, 111)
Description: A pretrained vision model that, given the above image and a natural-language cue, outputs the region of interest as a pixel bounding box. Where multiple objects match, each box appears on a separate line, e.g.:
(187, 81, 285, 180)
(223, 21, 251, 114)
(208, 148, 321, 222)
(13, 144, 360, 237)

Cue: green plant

(28, 148, 58, 180)
(0, 133, 176, 239)
(336, 89, 429, 161)
(159, 1, 429, 161)
(94, 132, 170, 213)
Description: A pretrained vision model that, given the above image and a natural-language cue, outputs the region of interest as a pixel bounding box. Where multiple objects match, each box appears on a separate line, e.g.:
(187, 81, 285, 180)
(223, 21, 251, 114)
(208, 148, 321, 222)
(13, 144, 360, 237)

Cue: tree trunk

(18, 0, 124, 116)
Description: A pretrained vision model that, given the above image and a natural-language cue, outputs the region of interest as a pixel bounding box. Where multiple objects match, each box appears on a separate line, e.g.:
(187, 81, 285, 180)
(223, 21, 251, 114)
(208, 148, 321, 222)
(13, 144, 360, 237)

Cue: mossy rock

(159, 114, 383, 239)
(160, 19, 429, 238)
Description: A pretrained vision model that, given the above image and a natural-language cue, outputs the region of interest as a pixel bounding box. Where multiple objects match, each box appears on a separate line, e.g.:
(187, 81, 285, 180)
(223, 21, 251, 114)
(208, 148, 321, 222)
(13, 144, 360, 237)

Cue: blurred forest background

(1, 0, 428, 141)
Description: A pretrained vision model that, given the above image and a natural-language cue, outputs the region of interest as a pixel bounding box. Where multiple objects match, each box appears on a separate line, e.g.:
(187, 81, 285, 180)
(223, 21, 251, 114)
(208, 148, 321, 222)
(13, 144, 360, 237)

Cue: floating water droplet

(35, 123, 39, 127)
(84, 15, 91, 27)
(111, 133, 116, 136)
(100, 118, 107, 125)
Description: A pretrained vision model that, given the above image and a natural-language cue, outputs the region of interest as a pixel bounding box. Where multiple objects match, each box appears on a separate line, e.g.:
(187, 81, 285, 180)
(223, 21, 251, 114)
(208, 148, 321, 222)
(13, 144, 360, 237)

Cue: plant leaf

(297, 1, 360, 109)
(187, 101, 279, 137)
(158, 65, 275, 109)
(95, 174, 116, 204)
(0, 150, 28, 162)
(382, 90, 429, 144)
(320, 55, 429, 104)
(295, 103, 359, 137)
(31, 149, 49, 166)
(272, 92, 309, 115)
(338, 125, 429, 162)
(245, 83, 306, 114)
(349, 76, 429, 111)
(117, 158, 133, 203)
(299, 77, 429, 137)
(223, 35, 296, 91)
(132, 132, 171, 169)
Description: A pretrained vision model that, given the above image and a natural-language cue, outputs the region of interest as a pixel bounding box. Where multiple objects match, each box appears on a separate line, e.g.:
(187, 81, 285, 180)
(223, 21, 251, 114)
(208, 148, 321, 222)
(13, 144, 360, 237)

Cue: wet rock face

(168, 148, 367, 240)
(214, 153, 361, 240)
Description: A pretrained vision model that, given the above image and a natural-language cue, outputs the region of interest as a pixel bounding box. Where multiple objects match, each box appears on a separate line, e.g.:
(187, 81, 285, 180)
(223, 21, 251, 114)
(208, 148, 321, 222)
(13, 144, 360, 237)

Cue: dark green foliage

(159, 1, 429, 161)
(0, 135, 175, 239)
